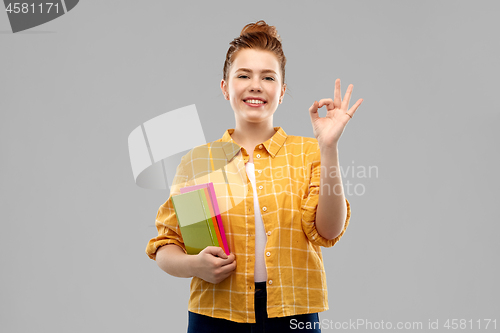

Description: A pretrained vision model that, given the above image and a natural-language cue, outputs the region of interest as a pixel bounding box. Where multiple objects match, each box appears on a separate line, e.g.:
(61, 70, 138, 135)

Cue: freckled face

(223, 49, 285, 123)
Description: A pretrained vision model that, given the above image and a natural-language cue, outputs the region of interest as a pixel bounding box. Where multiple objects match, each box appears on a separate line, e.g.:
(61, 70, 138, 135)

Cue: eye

(265, 77, 275, 81)
(238, 75, 249, 79)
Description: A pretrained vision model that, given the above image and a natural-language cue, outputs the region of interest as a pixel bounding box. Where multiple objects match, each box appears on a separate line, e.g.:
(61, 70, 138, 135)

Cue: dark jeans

(187, 282, 321, 333)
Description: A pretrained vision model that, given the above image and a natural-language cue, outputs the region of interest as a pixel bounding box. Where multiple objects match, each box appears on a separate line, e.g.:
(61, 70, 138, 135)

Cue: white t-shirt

(245, 162, 268, 282)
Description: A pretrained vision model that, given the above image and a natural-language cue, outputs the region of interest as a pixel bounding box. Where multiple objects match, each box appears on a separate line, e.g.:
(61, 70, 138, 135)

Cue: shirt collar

(220, 126, 288, 161)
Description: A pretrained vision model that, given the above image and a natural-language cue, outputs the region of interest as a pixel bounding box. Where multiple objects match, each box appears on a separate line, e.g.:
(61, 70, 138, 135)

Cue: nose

(248, 77, 262, 91)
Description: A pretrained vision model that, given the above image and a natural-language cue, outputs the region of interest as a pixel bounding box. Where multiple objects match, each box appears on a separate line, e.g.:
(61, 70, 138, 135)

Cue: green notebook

(171, 189, 220, 254)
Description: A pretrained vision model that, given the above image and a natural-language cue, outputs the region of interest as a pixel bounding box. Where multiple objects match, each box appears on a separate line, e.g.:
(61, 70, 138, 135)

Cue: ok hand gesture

(309, 78, 363, 149)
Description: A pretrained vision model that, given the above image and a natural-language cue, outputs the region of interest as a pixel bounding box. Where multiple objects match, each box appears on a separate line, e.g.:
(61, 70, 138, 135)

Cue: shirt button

(256, 154, 261, 158)
(262, 207, 267, 212)
(258, 170, 262, 174)
(268, 280, 273, 285)
(266, 252, 271, 257)
(267, 231, 271, 236)
(259, 145, 263, 149)
(258, 185, 263, 190)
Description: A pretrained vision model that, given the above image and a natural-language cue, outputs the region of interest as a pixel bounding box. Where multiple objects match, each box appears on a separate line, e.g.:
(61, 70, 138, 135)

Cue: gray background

(1, 1, 499, 332)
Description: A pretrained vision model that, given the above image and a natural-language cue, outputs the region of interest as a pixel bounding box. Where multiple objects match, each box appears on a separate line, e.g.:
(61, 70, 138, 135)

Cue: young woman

(146, 20, 363, 333)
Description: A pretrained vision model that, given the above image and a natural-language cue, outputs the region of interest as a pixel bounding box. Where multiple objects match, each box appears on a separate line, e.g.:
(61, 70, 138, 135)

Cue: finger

(347, 98, 363, 118)
(225, 260, 237, 272)
(216, 247, 229, 259)
(221, 253, 236, 265)
(309, 101, 321, 122)
(333, 79, 342, 109)
(218, 262, 236, 279)
(317, 98, 334, 110)
(221, 258, 237, 269)
(205, 246, 228, 259)
(342, 84, 353, 111)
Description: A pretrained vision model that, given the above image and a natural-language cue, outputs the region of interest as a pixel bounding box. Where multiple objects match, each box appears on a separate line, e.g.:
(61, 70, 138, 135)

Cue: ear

(220, 79, 229, 100)
(279, 83, 287, 103)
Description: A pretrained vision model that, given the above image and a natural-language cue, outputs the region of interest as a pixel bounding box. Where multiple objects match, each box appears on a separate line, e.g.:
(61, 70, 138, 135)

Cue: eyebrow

(235, 68, 277, 75)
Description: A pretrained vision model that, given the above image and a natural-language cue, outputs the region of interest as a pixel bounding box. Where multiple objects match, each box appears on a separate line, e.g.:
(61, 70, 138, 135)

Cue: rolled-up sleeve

(145, 158, 191, 260)
(145, 195, 187, 260)
(301, 147, 351, 248)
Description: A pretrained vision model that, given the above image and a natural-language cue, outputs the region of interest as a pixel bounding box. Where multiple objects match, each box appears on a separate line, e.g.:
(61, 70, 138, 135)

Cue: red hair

(223, 20, 286, 86)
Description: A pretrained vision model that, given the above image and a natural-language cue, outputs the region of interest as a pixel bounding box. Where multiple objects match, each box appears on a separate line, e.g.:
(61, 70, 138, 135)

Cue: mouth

(243, 99, 267, 107)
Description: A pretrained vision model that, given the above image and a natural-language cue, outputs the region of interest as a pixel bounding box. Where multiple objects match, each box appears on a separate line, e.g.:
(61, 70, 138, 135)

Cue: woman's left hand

(309, 78, 363, 149)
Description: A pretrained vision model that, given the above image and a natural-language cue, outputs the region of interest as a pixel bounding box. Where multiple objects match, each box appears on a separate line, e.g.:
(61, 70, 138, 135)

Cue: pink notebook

(180, 182, 229, 255)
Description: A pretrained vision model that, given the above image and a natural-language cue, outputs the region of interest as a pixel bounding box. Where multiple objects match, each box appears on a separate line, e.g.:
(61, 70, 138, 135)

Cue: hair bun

(223, 19, 286, 85)
(240, 20, 281, 42)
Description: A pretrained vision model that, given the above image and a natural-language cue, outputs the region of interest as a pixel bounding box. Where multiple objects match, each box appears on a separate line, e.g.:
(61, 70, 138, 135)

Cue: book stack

(171, 182, 229, 255)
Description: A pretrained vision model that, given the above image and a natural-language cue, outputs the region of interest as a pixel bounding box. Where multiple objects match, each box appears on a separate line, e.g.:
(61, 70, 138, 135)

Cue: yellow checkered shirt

(146, 126, 351, 323)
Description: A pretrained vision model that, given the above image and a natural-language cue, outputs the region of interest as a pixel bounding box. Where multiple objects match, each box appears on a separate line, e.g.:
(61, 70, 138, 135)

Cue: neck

(231, 119, 276, 148)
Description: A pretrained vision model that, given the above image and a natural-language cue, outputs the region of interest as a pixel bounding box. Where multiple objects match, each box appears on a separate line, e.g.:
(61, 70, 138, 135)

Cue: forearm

(316, 145, 348, 240)
(156, 244, 195, 278)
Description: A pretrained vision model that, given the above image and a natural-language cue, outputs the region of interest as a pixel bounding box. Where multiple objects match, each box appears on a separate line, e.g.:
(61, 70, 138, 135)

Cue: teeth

(245, 99, 265, 104)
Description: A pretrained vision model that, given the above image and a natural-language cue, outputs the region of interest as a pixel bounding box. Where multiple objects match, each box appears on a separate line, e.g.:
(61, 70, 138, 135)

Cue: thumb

(204, 246, 228, 259)
(309, 101, 320, 123)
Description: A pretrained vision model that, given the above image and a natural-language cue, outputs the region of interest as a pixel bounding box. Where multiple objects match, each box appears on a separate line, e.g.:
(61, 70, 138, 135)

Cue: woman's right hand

(192, 246, 236, 284)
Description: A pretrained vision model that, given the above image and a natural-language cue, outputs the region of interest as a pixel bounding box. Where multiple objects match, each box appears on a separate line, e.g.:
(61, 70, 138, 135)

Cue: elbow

(319, 220, 346, 241)
(156, 246, 174, 275)
(316, 213, 347, 240)
(155, 244, 192, 278)
(323, 229, 342, 241)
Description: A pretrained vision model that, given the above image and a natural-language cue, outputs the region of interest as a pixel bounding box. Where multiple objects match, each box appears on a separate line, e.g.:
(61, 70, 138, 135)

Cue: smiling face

(221, 48, 286, 125)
